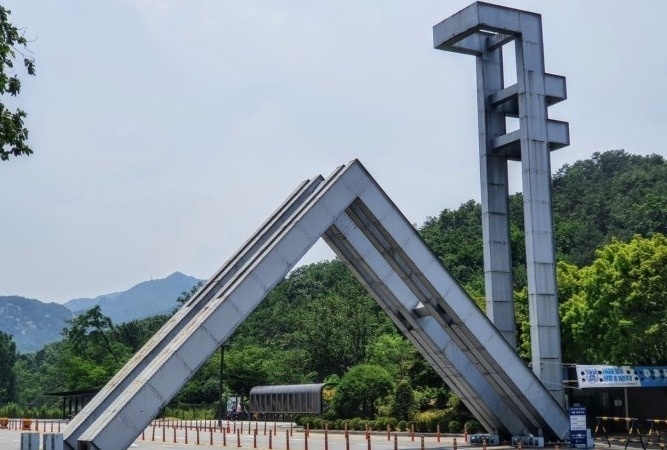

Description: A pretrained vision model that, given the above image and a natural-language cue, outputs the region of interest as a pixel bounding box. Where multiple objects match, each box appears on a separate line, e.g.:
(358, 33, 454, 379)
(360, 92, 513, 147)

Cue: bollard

(57, 421, 61, 433)
(421, 435, 425, 450)
(234, 421, 237, 434)
(152, 424, 156, 441)
(42, 433, 64, 450)
(368, 433, 372, 450)
(464, 426, 468, 443)
(254, 430, 257, 448)
(411, 425, 415, 442)
(223, 429, 227, 447)
(290, 422, 293, 437)
(305, 430, 309, 450)
(345, 430, 350, 450)
(255, 422, 258, 436)
(393, 434, 398, 450)
(387, 425, 391, 441)
(35, 419, 39, 431)
(274, 422, 277, 436)
(163, 424, 166, 442)
(325, 428, 329, 450)
(50, 421, 54, 433)
(237, 430, 242, 448)
(185, 426, 189, 444)
(437, 424, 441, 442)
(365, 427, 369, 440)
(241, 422, 244, 434)
(264, 421, 267, 436)
(286, 429, 290, 450)
(306, 423, 310, 438)
(20, 432, 39, 450)
(173, 425, 177, 443)
(269, 430, 273, 449)
(454, 438, 458, 450)
(210, 427, 214, 446)
(228, 420, 231, 433)
(196, 426, 200, 445)
(141, 428, 145, 440)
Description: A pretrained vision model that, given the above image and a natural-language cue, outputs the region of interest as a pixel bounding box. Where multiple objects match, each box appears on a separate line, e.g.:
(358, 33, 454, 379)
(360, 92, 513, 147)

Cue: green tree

(0, 331, 17, 403)
(0, 6, 35, 160)
(390, 380, 415, 421)
(331, 364, 394, 419)
(559, 234, 667, 364)
(365, 334, 417, 381)
(57, 306, 132, 390)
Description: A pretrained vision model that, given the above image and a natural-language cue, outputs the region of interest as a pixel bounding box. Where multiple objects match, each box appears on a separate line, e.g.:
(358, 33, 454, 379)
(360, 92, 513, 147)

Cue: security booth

(45, 389, 100, 420)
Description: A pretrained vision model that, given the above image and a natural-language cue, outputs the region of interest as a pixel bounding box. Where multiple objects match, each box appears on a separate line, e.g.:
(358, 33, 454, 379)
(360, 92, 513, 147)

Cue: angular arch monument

(65, 160, 568, 449)
(64, 3, 570, 449)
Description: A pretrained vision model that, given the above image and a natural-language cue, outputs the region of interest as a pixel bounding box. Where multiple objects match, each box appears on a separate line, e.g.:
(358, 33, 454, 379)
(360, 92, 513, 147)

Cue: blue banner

(576, 365, 667, 388)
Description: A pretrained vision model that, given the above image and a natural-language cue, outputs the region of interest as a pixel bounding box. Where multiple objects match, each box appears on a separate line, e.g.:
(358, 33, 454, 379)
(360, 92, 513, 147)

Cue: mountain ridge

(0, 271, 203, 353)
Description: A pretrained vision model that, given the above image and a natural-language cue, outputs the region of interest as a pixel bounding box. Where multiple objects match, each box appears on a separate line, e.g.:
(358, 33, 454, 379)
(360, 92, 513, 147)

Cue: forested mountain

(63, 271, 202, 323)
(0, 297, 72, 353)
(0, 272, 202, 353)
(421, 150, 667, 297)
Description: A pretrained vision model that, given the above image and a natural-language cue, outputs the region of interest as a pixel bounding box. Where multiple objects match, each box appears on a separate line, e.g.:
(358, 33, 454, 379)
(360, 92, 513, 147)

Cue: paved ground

(0, 421, 658, 450)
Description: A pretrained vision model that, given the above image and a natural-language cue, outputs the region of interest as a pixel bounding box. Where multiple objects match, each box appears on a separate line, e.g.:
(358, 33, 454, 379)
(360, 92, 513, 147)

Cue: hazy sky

(1, 1, 665, 303)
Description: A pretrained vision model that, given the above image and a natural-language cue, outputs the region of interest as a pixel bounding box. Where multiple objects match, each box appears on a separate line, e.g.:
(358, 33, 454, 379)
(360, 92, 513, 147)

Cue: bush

(331, 364, 394, 419)
(397, 420, 409, 432)
(414, 410, 451, 433)
(386, 417, 398, 431)
(464, 420, 482, 434)
(349, 417, 365, 431)
(390, 381, 415, 421)
(448, 420, 462, 433)
(373, 417, 388, 431)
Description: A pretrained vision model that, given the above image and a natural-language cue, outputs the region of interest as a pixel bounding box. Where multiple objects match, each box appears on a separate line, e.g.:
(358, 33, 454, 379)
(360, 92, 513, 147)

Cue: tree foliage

(0, 6, 35, 160)
(0, 331, 17, 403)
(331, 364, 394, 419)
(390, 380, 415, 421)
(559, 234, 667, 365)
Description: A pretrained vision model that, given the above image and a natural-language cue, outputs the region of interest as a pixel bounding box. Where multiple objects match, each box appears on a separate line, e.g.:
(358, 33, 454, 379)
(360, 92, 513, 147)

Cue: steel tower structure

(433, 2, 569, 403)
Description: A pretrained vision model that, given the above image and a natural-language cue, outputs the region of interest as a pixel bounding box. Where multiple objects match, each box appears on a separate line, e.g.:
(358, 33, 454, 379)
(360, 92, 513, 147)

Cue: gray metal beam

(324, 215, 526, 435)
(345, 172, 569, 438)
(63, 175, 327, 449)
(76, 162, 372, 450)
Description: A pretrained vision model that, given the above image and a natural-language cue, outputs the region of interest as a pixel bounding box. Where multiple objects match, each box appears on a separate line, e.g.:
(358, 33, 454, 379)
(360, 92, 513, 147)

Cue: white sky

(1, 1, 665, 303)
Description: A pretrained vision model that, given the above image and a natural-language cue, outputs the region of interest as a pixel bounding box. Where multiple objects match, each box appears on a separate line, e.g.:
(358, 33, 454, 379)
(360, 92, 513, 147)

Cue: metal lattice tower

(433, 2, 569, 404)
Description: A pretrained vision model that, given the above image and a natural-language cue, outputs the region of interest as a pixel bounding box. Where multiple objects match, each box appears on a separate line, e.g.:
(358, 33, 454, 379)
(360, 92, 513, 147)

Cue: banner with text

(576, 365, 667, 388)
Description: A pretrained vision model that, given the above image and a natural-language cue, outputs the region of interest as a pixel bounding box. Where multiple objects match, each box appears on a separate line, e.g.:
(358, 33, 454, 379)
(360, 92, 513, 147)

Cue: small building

(45, 389, 100, 420)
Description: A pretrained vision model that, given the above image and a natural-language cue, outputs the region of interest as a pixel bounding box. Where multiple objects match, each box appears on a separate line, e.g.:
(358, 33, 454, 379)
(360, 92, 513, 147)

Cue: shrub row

(298, 414, 482, 434)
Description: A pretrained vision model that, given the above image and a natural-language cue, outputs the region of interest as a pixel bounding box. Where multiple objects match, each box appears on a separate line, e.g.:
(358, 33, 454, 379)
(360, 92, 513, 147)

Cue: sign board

(569, 406, 587, 447)
(576, 365, 667, 388)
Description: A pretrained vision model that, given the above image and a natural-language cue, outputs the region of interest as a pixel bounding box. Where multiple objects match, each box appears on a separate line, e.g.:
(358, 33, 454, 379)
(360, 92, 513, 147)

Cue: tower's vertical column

(513, 19, 563, 401)
(476, 45, 516, 349)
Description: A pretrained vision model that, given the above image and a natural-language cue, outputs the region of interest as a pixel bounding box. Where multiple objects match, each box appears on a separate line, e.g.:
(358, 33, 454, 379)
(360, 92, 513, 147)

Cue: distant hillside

(63, 272, 203, 324)
(0, 272, 203, 353)
(0, 296, 73, 353)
